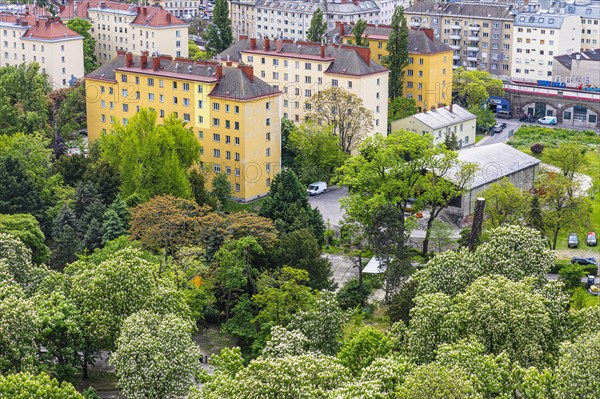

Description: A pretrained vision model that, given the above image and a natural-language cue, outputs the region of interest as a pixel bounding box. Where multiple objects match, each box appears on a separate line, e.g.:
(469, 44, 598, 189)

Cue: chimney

(239, 34, 248, 40)
(449, 103, 453, 113)
(117, 49, 126, 57)
(354, 46, 371, 65)
(431, 105, 436, 111)
(125, 52, 133, 67)
(216, 64, 223, 79)
(140, 51, 149, 68)
(152, 56, 160, 71)
(21, 21, 28, 27)
(250, 37, 257, 50)
(166, 13, 171, 23)
(320, 44, 325, 58)
(438, 103, 444, 109)
(339, 21, 345, 35)
(264, 36, 270, 51)
(226, 61, 233, 66)
(59, 5, 65, 12)
(341, 0, 347, 3)
(238, 64, 254, 82)
(353, 0, 358, 5)
(423, 28, 434, 42)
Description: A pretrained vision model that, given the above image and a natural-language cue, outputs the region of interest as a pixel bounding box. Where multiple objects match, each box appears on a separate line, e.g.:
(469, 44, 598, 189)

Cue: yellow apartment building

(85, 51, 281, 201)
(60, 1, 188, 64)
(0, 13, 84, 88)
(330, 22, 453, 112)
(219, 37, 389, 136)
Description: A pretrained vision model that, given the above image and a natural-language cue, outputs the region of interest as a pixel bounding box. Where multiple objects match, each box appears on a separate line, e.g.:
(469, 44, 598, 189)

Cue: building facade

(229, 0, 409, 42)
(0, 13, 84, 88)
(330, 23, 452, 112)
(553, 48, 600, 86)
(390, 104, 476, 148)
(404, 2, 514, 78)
(157, 0, 200, 20)
(511, 13, 581, 81)
(85, 52, 281, 201)
(220, 37, 389, 135)
(60, 1, 189, 64)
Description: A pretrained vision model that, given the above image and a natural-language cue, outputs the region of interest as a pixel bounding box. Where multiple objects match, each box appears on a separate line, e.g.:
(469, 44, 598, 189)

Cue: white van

(307, 182, 327, 196)
(538, 116, 557, 125)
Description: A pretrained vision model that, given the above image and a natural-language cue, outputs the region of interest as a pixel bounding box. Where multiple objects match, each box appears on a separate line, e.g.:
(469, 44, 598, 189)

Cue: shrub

(530, 143, 544, 154)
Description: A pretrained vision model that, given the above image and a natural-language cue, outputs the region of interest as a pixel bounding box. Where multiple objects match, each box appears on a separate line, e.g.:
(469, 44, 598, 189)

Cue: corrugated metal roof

(449, 143, 540, 189)
(411, 104, 476, 130)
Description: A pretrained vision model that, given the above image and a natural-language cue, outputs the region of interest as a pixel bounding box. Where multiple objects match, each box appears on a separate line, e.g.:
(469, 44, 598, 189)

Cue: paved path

(308, 186, 348, 229)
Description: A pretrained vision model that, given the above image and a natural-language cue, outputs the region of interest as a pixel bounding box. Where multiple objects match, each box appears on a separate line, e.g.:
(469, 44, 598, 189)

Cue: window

(332, 79, 338, 86)
(173, 82, 178, 89)
(213, 164, 221, 173)
(213, 118, 220, 127)
(225, 120, 231, 129)
(213, 103, 220, 111)
(235, 137, 240, 145)
(183, 83, 190, 91)
(419, 58, 424, 65)
(235, 152, 240, 161)
(234, 122, 240, 130)
(122, 104, 129, 112)
(183, 98, 190, 107)
(266, 118, 271, 126)
(266, 132, 271, 141)
(235, 183, 240, 192)
(226, 151, 231, 160)
(183, 113, 190, 122)
(234, 106, 239, 114)
(148, 78, 154, 86)
(148, 93, 155, 101)
(305, 62, 311, 70)
(266, 148, 271, 157)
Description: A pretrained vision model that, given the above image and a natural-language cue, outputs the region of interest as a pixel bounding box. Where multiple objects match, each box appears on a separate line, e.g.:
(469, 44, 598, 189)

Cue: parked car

(571, 257, 597, 266)
(568, 233, 579, 248)
(538, 116, 557, 125)
(492, 124, 503, 134)
(519, 114, 537, 123)
(587, 232, 597, 246)
(496, 110, 512, 119)
(307, 182, 327, 196)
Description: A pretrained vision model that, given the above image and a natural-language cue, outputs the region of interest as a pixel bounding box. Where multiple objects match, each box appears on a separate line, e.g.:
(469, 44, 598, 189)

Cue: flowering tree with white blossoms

(395, 362, 483, 399)
(262, 326, 309, 358)
(111, 310, 201, 399)
(0, 232, 48, 293)
(554, 331, 600, 399)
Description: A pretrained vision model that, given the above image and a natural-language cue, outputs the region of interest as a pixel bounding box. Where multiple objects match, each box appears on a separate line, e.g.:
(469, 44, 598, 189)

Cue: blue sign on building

(488, 96, 511, 112)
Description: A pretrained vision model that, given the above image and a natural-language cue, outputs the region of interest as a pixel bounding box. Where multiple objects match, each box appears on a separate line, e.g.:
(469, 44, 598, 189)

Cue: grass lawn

(224, 196, 268, 213)
(510, 126, 600, 255)
(475, 134, 487, 144)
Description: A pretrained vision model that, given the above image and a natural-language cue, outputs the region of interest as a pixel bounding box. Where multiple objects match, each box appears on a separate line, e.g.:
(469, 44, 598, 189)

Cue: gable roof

(449, 143, 540, 189)
(410, 104, 475, 130)
(22, 17, 82, 41)
(554, 48, 600, 70)
(59, 1, 185, 27)
(130, 5, 186, 27)
(219, 38, 388, 76)
(405, 1, 514, 20)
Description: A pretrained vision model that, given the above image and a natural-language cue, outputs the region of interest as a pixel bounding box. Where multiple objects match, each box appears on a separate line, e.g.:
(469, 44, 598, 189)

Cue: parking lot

(308, 186, 348, 229)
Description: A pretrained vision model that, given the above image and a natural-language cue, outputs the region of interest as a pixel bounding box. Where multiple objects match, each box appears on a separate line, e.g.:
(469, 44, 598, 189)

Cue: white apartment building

(0, 13, 84, 88)
(230, 0, 406, 42)
(60, 1, 188, 64)
(511, 13, 581, 81)
(157, 0, 200, 19)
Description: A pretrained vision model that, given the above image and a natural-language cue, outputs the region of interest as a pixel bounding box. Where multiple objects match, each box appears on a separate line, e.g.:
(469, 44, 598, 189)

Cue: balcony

(449, 44, 461, 50)
(466, 66, 478, 71)
(468, 46, 480, 52)
(448, 24, 461, 30)
(409, 22, 420, 27)
(449, 34, 461, 40)
(468, 25, 480, 31)
(467, 56, 478, 62)
(468, 36, 479, 41)
(453, 54, 460, 60)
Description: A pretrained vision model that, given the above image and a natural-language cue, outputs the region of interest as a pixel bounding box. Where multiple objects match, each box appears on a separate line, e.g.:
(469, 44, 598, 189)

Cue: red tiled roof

(22, 17, 82, 40)
(60, 0, 139, 20)
(130, 6, 186, 27)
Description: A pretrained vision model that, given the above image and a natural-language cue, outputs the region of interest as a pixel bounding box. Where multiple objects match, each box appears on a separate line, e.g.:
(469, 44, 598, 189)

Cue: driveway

(309, 186, 348, 229)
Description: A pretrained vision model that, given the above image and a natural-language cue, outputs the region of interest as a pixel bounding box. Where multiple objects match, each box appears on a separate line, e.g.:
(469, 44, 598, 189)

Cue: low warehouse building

(444, 143, 540, 226)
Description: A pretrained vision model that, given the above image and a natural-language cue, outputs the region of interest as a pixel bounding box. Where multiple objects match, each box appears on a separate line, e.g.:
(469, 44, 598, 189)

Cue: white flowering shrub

(262, 326, 309, 358)
(0, 232, 47, 293)
(395, 362, 483, 399)
(554, 331, 600, 399)
(0, 290, 39, 372)
(111, 310, 200, 399)
(359, 355, 415, 396)
(476, 225, 554, 281)
(415, 249, 480, 297)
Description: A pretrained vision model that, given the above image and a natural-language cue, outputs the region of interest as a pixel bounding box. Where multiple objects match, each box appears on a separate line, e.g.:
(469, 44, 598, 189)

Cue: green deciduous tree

(0, 372, 83, 399)
(259, 169, 325, 242)
(305, 86, 374, 153)
(48, 83, 87, 143)
(384, 7, 409, 99)
(203, 0, 233, 56)
(480, 178, 528, 228)
(0, 232, 48, 293)
(65, 18, 98, 74)
(0, 63, 51, 135)
(338, 327, 391, 375)
(0, 213, 49, 264)
(307, 8, 327, 43)
(111, 310, 201, 399)
(288, 123, 347, 184)
(100, 109, 201, 202)
(396, 363, 482, 399)
(388, 97, 418, 121)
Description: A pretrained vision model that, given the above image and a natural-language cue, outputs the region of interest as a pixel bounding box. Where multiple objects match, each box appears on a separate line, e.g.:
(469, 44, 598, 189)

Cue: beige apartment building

(405, 2, 514, 78)
(220, 37, 389, 135)
(553, 48, 600, 86)
(60, 1, 188, 64)
(511, 13, 581, 81)
(0, 13, 84, 88)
